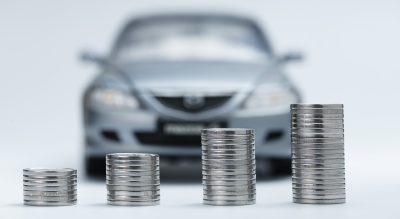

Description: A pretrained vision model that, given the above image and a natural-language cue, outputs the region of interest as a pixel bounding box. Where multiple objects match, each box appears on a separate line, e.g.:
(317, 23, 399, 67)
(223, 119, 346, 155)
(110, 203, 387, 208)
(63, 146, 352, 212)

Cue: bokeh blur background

(1, 0, 400, 218)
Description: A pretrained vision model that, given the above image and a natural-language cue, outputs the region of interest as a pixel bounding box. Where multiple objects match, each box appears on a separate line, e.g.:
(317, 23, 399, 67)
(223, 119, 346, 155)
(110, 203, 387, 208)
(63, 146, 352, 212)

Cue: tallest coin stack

(291, 104, 346, 204)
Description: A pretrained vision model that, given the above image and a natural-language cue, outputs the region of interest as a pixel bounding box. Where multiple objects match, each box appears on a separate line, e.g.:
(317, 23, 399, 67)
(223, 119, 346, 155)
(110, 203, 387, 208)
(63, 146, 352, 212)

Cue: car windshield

(112, 18, 270, 63)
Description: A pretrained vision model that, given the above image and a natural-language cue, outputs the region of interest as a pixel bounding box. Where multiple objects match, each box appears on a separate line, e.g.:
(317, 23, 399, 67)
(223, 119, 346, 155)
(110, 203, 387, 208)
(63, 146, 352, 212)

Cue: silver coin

(106, 176, 159, 181)
(108, 190, 160, 196)
(202, 142, 255, 148)
(202, 153, 255, 158)
(106, 170, 159, 176)
(292, 128, 344, 134)
(24, 195, 77, 201)
(292, 174, 345, 179)
(24, 190, 77, 196)
(292, 137, 344, 144)
(202, 136, 254, 141)
(108, 200, 159, 206)
(292, 145, 344, 150)
(293, 198, 345, 204)
(291, 108, 343, 114)
(203, 174, 256, 180)
(292, 113, 343, 119)
(293, 187, 345, 193)
(292, 167, 345, 174)
(202, 128, 254, 135)
(106, 159, 158, 164)
(107, 183, 160, 187)
(202, 163, 255, 169)
(292, 123, 344, 129)
(292, 148, 345, 155)
(292, 133, 344, 139)
(292, 165, 345, 171)
(108, 194, 160, 200)
(106, 178, 160, 184)
(203, 179, 256, 186)
(292, 116, 343, 121)
(292, 153, 344, 159)
(106, 179, 159, 184)
(202, 169, 256, 175)
(204, 184, 256, 190)
(202, 156, 256, 160)
(107, 153, 158, 160)
(23, 181, 77, 187)
(203, 199, 255, 206)
(23, 176, 77, 182)
(292, 175, 345, 181)
(24, 199, 76, 206)
(23, 168, 76, 177)
(292, 163, 345, 169)
(292, 158, 344, 164)
(291, 104, 343, 109)
(202, 156, 255, 161)
(106, 162, 159, 167)
(292, 134, 344, 139)
(106, 185, 160, 191)
(292, 119, 344, 126)
(292, 173, 345, 178)
(293, 193, 346, 199)
(106, 164, 159, 169)
(23, 184, 77, 191)
(204, 194, 256, 200)
(202, 148, 255, 153)
(202, 159, 255, 166)
(202, 148, 255, 154)
(23, 174, 77, 180)
(203, 189, 256, 195)
(292, 183, 345, 190)
(292, 177, 345, 183)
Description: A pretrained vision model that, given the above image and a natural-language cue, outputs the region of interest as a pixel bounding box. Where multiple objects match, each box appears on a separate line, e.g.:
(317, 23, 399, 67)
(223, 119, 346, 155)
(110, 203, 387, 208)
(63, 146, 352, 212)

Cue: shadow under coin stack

(23, 168, 77, 206)
(202, 128, 256, 206)
(291, 104, 346, 204)
(106, 153, 160, 206)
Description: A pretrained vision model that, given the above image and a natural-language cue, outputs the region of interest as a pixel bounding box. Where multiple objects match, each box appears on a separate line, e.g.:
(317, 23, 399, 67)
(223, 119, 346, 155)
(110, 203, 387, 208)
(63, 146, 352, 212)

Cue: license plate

(159, 120, 226, 136)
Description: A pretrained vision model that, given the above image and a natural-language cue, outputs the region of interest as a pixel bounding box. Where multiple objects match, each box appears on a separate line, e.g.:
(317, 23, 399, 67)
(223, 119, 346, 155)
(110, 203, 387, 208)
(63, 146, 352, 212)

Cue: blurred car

(82, 14, 302, 176)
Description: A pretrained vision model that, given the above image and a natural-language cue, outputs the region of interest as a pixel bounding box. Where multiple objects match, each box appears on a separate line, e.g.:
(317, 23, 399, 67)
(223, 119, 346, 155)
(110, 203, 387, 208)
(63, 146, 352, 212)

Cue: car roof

(111, 13, 273, 55)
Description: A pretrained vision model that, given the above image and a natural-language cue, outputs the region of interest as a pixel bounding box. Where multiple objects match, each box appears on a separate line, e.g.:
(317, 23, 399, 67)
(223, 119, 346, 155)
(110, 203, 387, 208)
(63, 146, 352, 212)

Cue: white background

(0, 0, 399, 218)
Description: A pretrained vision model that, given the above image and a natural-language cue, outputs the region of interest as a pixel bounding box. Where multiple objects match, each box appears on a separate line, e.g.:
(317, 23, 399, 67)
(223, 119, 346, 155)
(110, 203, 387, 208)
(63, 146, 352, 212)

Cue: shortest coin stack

(291, 104, 345, 204)
(23, 168, 77, 206)
(106, 153, 160, 206)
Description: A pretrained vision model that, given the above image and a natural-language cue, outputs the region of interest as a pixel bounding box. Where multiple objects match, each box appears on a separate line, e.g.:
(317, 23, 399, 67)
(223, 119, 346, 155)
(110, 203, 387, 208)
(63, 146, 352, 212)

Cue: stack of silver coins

(291, 104, 345, 204)
(106, 153, 160, 206)
(202, 128, 256, 206)
(23, 168, 77, 206)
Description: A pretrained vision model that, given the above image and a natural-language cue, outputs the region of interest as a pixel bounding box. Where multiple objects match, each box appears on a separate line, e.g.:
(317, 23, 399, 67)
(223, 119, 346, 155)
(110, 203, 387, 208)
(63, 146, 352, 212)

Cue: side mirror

(277, 52, 303, 64)
(80, 50, 106, 65)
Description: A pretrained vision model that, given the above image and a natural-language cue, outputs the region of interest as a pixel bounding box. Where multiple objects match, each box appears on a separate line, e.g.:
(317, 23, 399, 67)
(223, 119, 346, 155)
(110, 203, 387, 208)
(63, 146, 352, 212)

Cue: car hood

(117, 61, 282, 94)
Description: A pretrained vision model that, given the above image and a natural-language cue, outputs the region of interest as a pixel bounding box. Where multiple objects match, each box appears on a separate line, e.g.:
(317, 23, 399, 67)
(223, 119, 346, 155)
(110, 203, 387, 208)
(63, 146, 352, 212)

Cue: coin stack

(291, 104, 345, 204)
(23, 168, 77, 206)
(202, 128, 256, 206)
(106, 153, 160, 206)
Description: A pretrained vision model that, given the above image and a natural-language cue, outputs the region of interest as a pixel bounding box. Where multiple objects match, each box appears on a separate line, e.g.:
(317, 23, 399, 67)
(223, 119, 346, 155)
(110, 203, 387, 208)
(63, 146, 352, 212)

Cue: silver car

(82, 14, 302, 176)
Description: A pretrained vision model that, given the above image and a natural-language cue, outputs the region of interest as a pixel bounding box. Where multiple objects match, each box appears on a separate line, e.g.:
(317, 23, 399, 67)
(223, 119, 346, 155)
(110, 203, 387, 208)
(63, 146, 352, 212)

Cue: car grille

(155, 96, 232, 113)
(134, 132, 201, 146)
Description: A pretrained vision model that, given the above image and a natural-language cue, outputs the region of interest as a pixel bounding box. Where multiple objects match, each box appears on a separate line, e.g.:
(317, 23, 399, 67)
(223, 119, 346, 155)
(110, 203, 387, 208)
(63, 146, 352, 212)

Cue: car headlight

(243, 85, 297, 110)
(89, 88, 139, 109)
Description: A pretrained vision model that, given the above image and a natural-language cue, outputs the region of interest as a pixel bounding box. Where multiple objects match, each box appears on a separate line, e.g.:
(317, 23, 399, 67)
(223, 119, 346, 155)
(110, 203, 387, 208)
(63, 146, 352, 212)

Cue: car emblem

(183, 94, 205, 109)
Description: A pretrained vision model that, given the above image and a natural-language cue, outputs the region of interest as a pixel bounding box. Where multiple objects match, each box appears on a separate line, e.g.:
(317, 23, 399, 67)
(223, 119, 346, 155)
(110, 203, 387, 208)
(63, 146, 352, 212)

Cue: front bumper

(84, 107, 291, 159)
